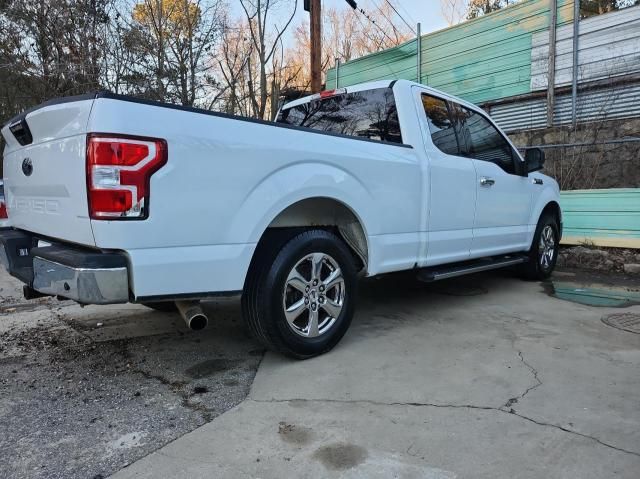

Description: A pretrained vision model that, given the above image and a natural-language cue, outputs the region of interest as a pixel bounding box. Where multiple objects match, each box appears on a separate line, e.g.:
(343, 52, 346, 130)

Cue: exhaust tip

(175, 300, 209, 331)
(189, 314, 208, 331)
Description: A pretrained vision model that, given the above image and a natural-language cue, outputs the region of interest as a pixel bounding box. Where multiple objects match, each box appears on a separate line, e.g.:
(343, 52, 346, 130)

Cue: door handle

(480, 177, 495, 186)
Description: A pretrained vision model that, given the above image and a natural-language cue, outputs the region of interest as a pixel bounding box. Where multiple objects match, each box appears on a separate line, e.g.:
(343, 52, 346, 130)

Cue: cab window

(455, 104, 516, 174)
(421, 94, 460, 156)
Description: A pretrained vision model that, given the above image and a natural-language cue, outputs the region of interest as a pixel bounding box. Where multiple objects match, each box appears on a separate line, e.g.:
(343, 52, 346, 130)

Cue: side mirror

(525, 148, 545, 173)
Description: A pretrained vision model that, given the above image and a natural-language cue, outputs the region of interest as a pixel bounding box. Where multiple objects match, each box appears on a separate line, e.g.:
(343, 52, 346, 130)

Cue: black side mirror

(525, 148, 545, 173)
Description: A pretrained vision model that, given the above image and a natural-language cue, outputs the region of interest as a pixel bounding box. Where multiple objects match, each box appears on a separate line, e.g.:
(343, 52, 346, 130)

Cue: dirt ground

(0, 272, 263, 479)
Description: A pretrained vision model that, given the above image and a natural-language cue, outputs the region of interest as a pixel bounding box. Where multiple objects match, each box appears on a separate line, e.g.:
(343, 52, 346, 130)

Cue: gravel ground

(0, 272, 263, 479)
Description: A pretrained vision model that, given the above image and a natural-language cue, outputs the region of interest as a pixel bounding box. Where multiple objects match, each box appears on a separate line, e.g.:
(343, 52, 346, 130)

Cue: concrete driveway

(112, 270, 640, 478)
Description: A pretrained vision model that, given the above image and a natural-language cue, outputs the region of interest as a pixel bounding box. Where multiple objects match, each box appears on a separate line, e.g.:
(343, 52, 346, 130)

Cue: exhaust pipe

(175, 300, 208, 331)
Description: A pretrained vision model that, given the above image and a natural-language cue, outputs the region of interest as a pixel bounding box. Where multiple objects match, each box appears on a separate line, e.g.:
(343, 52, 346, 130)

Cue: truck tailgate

(1, 98, 96, 246)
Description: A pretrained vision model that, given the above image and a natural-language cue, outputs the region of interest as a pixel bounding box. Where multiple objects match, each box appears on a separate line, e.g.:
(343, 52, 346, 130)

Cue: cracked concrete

(112, 271, 640, 478)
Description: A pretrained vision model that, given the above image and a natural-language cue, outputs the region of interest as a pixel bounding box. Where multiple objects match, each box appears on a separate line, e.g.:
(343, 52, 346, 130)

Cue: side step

(416, 254, 529, 282)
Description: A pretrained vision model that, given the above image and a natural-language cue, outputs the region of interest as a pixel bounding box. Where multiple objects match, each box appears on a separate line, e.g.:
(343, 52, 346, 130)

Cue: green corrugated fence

(560, 188, 640, 248)
(326, 0, 574, 104)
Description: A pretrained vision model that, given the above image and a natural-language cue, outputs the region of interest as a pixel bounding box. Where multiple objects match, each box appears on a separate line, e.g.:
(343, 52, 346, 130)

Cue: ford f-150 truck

(0, 80, 561, 358)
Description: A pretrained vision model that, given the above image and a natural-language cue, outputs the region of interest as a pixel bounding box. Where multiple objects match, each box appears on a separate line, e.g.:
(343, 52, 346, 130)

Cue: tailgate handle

(8, 117, 33, 146)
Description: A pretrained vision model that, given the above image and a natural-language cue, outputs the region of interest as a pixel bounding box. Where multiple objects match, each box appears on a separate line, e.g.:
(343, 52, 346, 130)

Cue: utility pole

(310, 0, 322, 93)
(546, 0, 557, 127)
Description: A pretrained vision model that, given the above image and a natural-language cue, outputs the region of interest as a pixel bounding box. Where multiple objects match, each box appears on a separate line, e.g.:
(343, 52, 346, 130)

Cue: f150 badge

(22, 158, 33, 176)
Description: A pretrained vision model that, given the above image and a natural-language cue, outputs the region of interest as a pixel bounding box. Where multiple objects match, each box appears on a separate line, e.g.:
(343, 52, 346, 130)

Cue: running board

(416, 254, 529, 282)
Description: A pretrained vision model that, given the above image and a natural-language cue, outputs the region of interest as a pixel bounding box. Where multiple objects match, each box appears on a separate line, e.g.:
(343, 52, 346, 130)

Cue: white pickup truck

(0, 80, 561, 358)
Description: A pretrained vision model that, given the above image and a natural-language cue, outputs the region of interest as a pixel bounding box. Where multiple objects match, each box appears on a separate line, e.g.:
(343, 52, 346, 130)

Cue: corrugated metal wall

(488, 6, 640, 132)
(560, 189, 640, 248)
(326, 39, 419, 89)
(326, 2, 640, 133)
(531, 6, 640, 90)
(327, 0, 574, 104)
(418, 0, 573, 104)
(488, 82, 640, 132)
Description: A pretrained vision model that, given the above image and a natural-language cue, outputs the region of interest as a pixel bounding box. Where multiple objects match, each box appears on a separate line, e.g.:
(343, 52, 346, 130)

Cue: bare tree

(128, 0, 224, 105)
(0, 0, 109, 105)
(214, 19, 255, 116)
(441, 0, 467, 25)
(238, 0, 297, 119)
(466, 0, 512, 19)
(287, 1, 412, 92)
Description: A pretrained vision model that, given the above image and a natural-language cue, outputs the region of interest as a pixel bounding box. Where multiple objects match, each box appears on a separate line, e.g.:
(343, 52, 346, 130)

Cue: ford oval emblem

(22, 158, 33, 176)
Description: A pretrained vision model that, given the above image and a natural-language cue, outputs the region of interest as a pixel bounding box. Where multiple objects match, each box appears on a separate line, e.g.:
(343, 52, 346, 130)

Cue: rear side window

(421, 94, 459, 155)
(456, 105, 515, 174)
(276, 88, 403, 144)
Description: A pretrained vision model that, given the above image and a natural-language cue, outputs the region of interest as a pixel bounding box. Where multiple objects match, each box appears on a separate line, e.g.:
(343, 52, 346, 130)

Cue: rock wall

(558, 245, 640, 275)
(509, 117, 640, 190)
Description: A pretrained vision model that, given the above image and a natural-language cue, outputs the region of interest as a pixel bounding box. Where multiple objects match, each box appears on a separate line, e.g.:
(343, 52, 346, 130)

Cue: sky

(229, 0, 450, 46)
(294, 0, 449, 34)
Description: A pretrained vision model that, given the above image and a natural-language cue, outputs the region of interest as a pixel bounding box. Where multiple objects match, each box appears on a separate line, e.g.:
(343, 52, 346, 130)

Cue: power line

(384, 0, 417, 34)
(349, 3, 398, 45)
(395, 0, 418, 25)
(369, 0, 404, 37)
(348, 9, 401, 79)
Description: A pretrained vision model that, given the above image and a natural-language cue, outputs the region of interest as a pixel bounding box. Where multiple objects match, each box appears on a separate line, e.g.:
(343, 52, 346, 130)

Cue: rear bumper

(0, 228, 129, 304)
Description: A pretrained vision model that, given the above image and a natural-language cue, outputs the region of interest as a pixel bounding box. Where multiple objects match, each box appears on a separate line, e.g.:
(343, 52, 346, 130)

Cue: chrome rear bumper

(32, 257, 129, 304)
(0, 228, 130, 304)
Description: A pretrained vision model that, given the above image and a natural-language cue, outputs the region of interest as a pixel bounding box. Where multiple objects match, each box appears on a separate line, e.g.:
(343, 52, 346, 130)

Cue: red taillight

(319, 89, 336, 98)
(0, 201, 7, 219)
(317, 87, 346, 99)
(86, 134, 167, 219)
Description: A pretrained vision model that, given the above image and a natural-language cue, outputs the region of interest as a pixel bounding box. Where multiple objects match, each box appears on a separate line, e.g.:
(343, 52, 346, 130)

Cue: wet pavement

(546, 268, 640, 307)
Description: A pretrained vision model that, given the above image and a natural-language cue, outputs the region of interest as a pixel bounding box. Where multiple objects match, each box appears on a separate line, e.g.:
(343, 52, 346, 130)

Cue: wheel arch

(541, 200, 561, 224)
(539, 200, 562, 241)
(254, 197, 370, 273)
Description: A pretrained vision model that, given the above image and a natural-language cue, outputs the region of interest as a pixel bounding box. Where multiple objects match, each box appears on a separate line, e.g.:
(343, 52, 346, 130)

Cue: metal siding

(327, 0, 575, 103)
(531, 6, 640, 90)
(560, 189, 640, 248)
(420, 0, 574, 103)
(489, 82, 640, 132)
(325, 40, 419, 87)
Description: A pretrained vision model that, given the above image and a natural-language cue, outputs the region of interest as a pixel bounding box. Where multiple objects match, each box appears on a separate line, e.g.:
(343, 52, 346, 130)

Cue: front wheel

(242, 229, 358, 359)
(519, 214, 559, 280)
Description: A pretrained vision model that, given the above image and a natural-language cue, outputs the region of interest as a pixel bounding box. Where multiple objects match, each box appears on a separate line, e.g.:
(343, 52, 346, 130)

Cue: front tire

(520, 214, 559, 280)
(242, 229, 358, 359)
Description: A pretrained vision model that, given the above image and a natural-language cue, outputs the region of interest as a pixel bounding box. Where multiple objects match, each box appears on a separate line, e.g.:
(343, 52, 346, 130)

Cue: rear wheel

(242, 229, 357, 359)
(520, 214, 559, 280)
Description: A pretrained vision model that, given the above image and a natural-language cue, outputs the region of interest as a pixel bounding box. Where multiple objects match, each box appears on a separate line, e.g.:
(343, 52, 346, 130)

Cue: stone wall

(509, 117, 640, 190)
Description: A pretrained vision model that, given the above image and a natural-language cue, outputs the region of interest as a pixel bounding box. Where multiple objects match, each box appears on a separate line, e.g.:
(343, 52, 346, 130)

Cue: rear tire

(519, 214, 559, 280)
(242, 229, 358, 359)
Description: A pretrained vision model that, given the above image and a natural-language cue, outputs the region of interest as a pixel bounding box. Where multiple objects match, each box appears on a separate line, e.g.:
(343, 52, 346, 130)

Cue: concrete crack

(505, 410, 640, 458)
(504, 350, 543, 408)
(249, 397, 640, 457)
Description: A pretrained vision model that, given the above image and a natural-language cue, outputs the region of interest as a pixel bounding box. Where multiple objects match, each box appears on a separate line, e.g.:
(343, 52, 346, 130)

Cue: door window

(456, 105, 516, 174)
(421, 94, 460, 155)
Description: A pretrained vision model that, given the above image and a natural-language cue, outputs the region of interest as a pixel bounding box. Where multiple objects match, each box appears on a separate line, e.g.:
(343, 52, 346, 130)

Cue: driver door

(449, 103, 532, 257)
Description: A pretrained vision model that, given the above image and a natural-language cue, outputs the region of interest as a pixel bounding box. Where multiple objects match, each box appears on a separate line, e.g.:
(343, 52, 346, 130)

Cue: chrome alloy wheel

(282, 252, 346, 338)
(539, 225, 556, 270)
